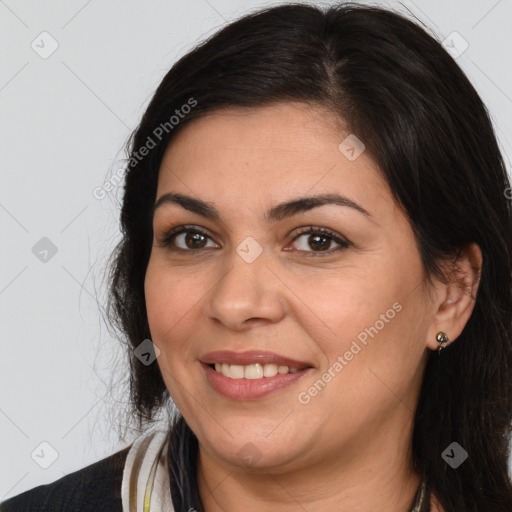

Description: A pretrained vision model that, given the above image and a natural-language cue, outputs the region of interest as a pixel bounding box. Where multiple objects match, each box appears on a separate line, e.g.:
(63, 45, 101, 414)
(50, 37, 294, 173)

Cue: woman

(2, 2, 512, 511)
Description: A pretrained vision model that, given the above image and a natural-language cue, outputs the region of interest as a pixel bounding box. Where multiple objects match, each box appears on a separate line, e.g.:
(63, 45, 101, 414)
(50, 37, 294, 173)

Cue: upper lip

(200, 350, 313, 369)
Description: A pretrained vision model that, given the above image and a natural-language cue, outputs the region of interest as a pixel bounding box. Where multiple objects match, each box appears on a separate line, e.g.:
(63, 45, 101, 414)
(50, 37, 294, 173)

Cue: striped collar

(121, 428, 174, 512)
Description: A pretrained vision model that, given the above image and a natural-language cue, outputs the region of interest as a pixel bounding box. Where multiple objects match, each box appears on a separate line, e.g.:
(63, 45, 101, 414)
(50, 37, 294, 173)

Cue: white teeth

(263, 363, 278, 377)
(229, 364, 245, 379)
(213, 362, 300, 379)
(244, 363, 263, 379)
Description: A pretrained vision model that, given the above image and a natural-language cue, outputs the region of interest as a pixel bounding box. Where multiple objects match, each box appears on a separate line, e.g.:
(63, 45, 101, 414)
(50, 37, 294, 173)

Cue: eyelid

(156, 224, 350, 255)
(156, 224, 216, 248)
(288, 226, 350, 255)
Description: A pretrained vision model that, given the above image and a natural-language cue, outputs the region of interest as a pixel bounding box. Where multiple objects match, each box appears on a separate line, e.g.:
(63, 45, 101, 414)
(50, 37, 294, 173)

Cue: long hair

(104, 3, 512, 510)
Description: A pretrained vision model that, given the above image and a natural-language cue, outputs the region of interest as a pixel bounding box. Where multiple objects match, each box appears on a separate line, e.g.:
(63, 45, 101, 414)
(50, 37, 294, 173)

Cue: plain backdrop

(1, 0, 511, 500)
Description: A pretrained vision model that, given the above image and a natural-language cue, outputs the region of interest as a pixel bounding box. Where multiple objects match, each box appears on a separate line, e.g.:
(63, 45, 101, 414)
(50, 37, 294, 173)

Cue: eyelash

(156, 224, 350, 257)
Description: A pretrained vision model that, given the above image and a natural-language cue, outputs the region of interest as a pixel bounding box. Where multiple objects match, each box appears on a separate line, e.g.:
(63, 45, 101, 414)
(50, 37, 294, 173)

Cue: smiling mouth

(208, 362, 309, 379)
(201, 357, 314, 400)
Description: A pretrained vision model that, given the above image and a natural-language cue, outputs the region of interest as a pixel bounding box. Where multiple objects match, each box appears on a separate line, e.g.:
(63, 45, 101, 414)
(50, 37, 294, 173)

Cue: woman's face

(145, 102, 436, 473)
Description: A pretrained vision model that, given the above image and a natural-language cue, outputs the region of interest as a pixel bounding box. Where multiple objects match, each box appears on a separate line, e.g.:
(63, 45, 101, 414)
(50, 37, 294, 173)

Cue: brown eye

(158, 225, 218, 251)
(290, 227, 350, 255)
(181, 231, 208, 249)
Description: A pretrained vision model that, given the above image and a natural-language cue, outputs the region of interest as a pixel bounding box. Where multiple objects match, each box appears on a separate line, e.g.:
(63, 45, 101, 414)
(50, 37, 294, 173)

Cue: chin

(198, 425, 304, 470)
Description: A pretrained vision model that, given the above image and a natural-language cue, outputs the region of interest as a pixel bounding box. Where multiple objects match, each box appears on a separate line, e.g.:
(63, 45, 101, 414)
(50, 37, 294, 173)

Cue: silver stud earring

(436, 331, 449, 353)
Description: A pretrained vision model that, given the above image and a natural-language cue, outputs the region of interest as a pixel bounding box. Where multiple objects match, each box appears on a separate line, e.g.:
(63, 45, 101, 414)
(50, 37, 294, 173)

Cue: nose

(205, 241, 286, 331)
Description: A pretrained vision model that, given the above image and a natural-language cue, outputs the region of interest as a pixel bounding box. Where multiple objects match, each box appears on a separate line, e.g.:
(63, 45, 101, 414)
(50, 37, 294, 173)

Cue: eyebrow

(151, 192, 372, 223)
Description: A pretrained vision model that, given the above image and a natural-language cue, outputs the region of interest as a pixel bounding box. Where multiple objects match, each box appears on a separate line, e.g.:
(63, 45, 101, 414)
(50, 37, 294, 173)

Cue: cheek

(303, 259, 425, 377)
(144, 261, 214, 377)
(298, 269, 399, 344)
(144, 267, 195, 398)
(144, 263, 192, 349)
(145, 258, 201, 322)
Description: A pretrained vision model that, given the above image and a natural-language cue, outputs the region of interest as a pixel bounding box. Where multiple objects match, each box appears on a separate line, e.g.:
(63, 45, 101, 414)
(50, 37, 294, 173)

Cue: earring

(436, 331, 449, 353)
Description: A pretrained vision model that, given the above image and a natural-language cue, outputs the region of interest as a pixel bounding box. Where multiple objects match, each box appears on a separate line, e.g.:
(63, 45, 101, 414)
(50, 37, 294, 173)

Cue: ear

(425, 242, 483, 351)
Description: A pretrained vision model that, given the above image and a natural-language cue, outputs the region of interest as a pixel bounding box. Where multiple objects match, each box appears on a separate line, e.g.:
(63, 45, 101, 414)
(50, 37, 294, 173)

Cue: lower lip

(201, 363, 313, 400)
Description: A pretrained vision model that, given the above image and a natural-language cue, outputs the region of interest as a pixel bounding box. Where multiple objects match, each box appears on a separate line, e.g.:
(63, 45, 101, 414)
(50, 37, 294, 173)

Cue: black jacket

(0, 446, 131, 512)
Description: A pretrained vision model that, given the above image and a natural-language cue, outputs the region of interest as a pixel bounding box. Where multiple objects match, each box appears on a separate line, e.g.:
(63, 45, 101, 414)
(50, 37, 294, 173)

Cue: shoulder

(0, 445, 131, 512)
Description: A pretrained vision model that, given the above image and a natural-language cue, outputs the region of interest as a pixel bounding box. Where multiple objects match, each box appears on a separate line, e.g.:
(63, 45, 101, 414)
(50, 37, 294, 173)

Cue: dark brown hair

(104, 2, 512, 510)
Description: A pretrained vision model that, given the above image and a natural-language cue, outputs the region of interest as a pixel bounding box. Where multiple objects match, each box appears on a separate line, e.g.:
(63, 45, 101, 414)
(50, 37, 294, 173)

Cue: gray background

(1, 0, 511, 500)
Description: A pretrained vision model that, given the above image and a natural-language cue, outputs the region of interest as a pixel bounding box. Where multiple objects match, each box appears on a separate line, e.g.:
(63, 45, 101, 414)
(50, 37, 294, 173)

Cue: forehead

(156, 102, 393, 220)
(161, 102, 345, 166)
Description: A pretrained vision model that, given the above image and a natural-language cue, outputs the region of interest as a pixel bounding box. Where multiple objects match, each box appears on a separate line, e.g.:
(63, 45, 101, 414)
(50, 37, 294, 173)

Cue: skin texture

(144, 102, 481, 511)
